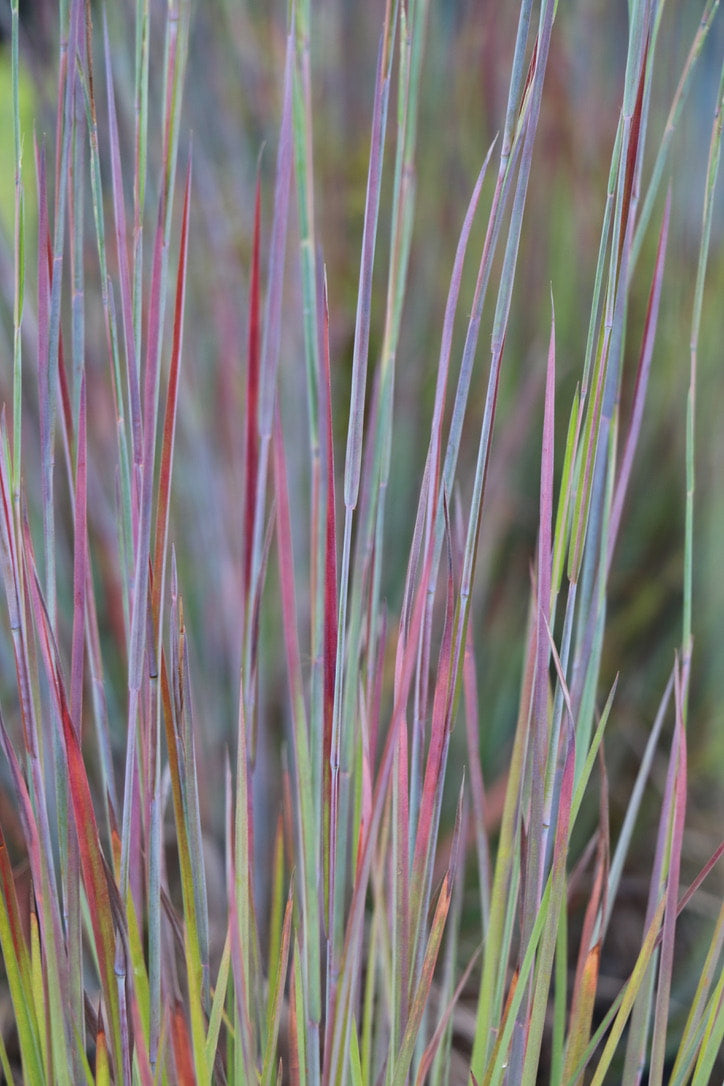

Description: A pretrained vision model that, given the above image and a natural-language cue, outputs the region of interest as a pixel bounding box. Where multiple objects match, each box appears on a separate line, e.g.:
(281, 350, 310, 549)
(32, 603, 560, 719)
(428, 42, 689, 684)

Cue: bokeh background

(0, 0, 722, 1076)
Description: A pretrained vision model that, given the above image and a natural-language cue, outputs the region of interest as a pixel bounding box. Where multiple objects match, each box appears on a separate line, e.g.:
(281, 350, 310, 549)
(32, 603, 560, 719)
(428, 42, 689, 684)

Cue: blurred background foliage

(0, 0, 722, 1068)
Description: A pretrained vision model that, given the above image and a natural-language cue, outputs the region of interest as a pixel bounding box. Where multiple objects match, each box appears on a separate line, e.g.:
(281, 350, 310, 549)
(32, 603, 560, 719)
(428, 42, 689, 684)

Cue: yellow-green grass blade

(587, 896, 667, 1086)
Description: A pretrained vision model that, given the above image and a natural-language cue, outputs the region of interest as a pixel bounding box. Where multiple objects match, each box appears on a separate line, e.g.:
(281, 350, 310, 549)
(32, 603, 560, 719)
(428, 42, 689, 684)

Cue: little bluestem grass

(0, 1, 722, 1083)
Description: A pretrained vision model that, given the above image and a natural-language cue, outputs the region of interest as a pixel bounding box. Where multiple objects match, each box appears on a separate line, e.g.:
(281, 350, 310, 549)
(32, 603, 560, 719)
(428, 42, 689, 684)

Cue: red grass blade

(675, 840, 724, 919)
(0, 702, 59, 936)
(344, 28, 392, 510)
(0, 794, 45, 1085)
(127, 985, 154, 1086)
(170, 1003, 196, 1086)
(355, 609, 388, 876)
(24, 556, 125, 1079)
(617, 28, 650, 273)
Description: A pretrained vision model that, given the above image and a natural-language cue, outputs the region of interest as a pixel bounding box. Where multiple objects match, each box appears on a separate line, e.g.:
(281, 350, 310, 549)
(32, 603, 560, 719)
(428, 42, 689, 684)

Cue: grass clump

(0, 0, 722, 1083)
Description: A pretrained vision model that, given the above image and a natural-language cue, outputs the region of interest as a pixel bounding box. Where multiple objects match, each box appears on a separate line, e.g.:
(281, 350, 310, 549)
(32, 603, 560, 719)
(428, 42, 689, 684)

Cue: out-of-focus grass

(0, 1, 722, 1083)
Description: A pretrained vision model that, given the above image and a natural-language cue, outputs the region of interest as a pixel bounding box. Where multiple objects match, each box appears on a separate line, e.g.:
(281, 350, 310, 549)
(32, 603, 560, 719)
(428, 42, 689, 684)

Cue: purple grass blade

(102, 9, 142, 471)
(396, 450, 432, 682)
(245, 23, 295, 766)
(344, 29, 392, 512)
(133, 194, 165, 682)
(272, 403, 307, 737)
(393, 694, 411, 1045)
(568, 325, 609, 586)
(428, 145, 495, 505)
(56, 305, 75, 498)
(67, 369, 88, 1077)
(257, 29, 295, 443)
(526, 303, 556, 906)
(177, 582, 212, 1014)
(224, 757, 256, 1077)
(460, 73, 561, 1069)
(0, 421, 30, 748)
(607, 191, 671, 571)
(320, 265, 338, 745)
(462, 596, 492, 930)
(539, 303, 556, 639)
(318, 263, 338, 913)
(355, 607, 389, 883)
(243, 166, 262, 604)
(675, 840, 724, 919)
(121, 195, 166, 898)
(44, 0, 84, 628)
(127, 987, 154, 1086)
(410, 496, 455, 959)
(412, 145, 496, 751)
(616, 29, 650, 276)
(70, 372, 87, 735)
(34, 140, 52, 582)
(271, 399, 322, 1066)
(67, 12, 86, 437)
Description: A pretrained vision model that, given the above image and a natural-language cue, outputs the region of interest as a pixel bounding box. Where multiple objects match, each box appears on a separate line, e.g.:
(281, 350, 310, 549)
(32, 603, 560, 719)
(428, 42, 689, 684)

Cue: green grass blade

(520, 734, 575, 1085)
(261, 885, 293, 1086)
(206, 925, 231, 1070)
(669, 899, 724, 1085)
(587, 896, 667, 1086)
(690, 967, 724, 1086)
(684, 58, 724, 663)
(648, 681, 688, 1086)
(0, 826, 44, 1083)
